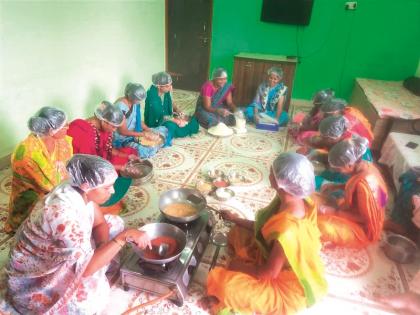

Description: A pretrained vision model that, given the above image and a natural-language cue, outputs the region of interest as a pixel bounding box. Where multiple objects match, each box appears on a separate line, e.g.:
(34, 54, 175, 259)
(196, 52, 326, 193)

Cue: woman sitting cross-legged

(67, 101, 139, 210)
(144, 71, 199, 139)
(317, 136, 388, 248)
(244, 66, 289, 126)
(320, 98, 374, 146)
(6, 106, 72, 233)
(207, 152, 327, 315)
(296, 116, 373, 191)
(6, 154, 151, 314)
(194, 67, 236, 129)
(300, 88, 335, 131)
(113, 83, 169, 158)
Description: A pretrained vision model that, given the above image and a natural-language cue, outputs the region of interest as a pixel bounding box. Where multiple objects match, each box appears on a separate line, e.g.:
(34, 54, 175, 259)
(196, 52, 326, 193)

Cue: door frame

(165, 0, 213, 87)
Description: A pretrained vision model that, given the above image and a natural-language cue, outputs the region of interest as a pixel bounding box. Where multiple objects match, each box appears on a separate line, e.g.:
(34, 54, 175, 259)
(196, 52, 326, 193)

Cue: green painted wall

(210, 0, 420, 102)
(0, 0, 165, 157)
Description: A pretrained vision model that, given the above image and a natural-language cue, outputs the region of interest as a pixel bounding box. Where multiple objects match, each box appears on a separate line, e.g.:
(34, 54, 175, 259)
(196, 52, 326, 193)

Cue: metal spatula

(152, 243, 169, 257)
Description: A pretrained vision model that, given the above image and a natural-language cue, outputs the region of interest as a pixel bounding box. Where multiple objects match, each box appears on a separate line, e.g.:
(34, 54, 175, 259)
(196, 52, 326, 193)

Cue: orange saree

(317, 163, 388, 248)
(344, 107, 374, 145)
(207, 196, 327, 315)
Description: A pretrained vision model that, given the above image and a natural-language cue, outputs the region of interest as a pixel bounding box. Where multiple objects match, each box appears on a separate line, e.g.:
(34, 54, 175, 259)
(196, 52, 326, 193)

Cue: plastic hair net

(94, 101, 124, 127)
(28, 106, 67, 136)
(328, 135, 369, 168)
(152, 72, 173, 86)
(267, 66, 283, 78)
(319, 115, 348, 139)
(67, 154, 117, 191)
(320, 98, 348, 114)
(272, 152, 315, 198)
(313, 88, 335, 105)
(211, 68, 228, 79)
(124, 83, 146, 102)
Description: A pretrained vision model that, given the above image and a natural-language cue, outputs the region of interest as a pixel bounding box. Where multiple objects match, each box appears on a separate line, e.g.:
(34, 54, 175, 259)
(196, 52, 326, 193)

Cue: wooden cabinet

(232, 53, 297, 111)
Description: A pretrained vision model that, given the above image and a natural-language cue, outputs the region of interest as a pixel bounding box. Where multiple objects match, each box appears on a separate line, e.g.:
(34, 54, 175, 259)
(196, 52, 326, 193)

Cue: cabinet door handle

(244, 62, 252, 68)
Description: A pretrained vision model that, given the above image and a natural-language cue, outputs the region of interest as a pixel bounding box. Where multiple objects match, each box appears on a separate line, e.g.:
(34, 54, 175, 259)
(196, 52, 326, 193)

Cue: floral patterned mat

(0, 92, 418, 314)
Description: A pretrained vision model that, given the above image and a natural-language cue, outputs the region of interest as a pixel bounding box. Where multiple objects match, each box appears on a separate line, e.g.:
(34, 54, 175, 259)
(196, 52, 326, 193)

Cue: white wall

(0, 0, 165, 157)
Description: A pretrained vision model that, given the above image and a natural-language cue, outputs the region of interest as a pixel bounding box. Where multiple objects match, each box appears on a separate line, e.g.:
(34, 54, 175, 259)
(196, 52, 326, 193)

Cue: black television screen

(261, 0, 314, 26)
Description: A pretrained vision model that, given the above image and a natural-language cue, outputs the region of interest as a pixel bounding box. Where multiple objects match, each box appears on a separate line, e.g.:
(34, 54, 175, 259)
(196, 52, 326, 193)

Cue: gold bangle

(112, 238, 125, 248)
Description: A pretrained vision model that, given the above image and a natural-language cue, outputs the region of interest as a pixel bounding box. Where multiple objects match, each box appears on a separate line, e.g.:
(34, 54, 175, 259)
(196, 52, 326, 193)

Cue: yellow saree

(207, 196, 327, 315)
(6, 134, 73, 231)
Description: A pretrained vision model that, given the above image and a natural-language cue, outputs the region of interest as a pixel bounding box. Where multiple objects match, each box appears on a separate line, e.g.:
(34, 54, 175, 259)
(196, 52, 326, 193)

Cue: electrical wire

(295, 2, 339, 61)
(338, 9, 356, 94)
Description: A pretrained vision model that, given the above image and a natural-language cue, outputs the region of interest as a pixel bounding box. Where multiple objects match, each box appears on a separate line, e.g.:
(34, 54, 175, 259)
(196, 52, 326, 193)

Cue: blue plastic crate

(256, 122, 279, 131)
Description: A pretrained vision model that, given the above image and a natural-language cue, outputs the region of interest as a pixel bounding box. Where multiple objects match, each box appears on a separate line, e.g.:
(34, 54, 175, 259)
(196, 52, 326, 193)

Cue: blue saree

(113, 100, 170, 158)
(244, 82, 289, 126)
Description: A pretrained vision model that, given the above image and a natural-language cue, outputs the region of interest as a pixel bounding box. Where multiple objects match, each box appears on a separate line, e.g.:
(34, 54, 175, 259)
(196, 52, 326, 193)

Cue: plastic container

(256, 122, 279, 131)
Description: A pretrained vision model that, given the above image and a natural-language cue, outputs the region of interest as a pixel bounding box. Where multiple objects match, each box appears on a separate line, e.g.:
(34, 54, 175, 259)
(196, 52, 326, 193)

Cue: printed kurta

(207, 196, 327, 315)
(7, 134, 73, 232)
(6, 183, 123, 314)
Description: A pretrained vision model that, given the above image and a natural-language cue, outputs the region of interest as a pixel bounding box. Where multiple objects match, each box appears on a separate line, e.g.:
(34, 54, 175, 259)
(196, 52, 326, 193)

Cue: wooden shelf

(232, 53, 297, 111)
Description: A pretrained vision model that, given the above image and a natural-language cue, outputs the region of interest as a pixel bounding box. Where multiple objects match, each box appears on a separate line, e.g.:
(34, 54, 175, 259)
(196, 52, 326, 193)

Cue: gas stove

(120, 211, 213, 306)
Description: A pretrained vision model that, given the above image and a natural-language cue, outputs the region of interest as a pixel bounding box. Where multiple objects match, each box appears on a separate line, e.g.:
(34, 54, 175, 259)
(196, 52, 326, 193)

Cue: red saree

(67, 119, 136, 167)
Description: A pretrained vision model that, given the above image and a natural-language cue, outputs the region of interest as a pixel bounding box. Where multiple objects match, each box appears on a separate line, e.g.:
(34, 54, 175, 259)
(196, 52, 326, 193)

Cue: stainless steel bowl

(215, 187, 235, 201)
(121, 160, 153, 185)
(212, 177, 230, 188)
(383, 234, 418, 264)
(133, 222, 187, 264)
(159, 188, 207, 223)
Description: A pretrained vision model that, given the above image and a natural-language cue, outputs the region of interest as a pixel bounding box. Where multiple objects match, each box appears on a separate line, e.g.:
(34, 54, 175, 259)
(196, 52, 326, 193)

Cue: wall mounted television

(261, 0, 314, 26)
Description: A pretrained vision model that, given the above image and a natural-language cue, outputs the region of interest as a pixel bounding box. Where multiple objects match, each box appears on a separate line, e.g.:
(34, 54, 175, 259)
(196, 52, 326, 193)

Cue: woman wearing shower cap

(207, 152, 327, 314)
(194, 67, 237, 129)
(6, 154, 151, 314)
(244, 66, 289, 126)
(298, 115, 351, 150)
(317, 136, 388, 248)
(113, 82, 170, 158)
(67, 101, 138, 210)
(320, 98, 374, 145)
(144, 71, 199, 138)
(289, 88, 334, 144)
(297, 115, 373, 162)
(6, 106, 72, 233)
(297, 116, 373, 191)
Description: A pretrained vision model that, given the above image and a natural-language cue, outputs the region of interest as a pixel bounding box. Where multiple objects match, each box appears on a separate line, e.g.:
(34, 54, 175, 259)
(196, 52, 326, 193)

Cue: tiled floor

(0, 91, 418, 314)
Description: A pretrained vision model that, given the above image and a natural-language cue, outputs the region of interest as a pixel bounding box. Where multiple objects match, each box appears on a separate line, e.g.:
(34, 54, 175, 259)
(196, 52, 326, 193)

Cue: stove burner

(120, 211, 212, 306)
(137, 259, 173, 274)
(160, 217, 192, 231)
